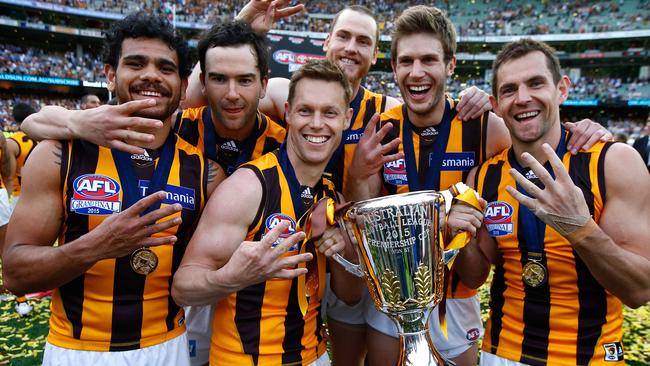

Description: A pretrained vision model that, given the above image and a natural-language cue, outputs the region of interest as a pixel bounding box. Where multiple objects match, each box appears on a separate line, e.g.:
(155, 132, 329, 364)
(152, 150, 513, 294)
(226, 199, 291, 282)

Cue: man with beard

(2, 13, 225, 365)
(345, 6, 612, 366)
(461, 38, 650, 366)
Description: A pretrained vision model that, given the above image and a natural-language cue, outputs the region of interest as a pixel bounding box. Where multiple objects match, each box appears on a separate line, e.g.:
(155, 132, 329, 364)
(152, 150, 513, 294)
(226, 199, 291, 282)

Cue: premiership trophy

(333, 190, 460, 366)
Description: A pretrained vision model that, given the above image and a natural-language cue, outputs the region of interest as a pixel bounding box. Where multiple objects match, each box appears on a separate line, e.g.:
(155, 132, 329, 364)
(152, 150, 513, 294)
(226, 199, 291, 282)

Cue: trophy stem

(394, 312, 451, 366)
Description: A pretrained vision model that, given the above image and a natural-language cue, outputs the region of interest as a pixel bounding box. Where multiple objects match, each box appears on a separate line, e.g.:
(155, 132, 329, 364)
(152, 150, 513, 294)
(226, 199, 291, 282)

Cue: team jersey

(210, 145, 336, 366)
(325, 87, 388, 192)
(175, 106, 286, 176)
(49, 134, 208, 351)
(379, 97, 489, 299)
(475, 136, 623, 365)
(8, 131, 37, 196)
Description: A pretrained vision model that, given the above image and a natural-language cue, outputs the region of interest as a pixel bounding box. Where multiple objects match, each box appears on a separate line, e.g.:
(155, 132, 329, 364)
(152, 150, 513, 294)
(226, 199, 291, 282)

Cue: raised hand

(90, 191, 183, 260)
(348, 113, 404, 181)
(456, 86, 492, 121)
(505, 144, 591, 236)
(70, 99, 163, 154)
(219, 221, 312, 288)
(236, 0, 305, 34)
(564, 119, 612, 155)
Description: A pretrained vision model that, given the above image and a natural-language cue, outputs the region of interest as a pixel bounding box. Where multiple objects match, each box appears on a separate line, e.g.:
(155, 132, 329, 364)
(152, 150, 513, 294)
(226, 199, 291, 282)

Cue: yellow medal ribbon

(438, 183, 483, 339)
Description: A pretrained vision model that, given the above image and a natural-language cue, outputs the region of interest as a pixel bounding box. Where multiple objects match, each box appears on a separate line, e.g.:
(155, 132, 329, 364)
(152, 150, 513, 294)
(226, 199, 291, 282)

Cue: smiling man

(172, 59, 362, 366)
(1, 13, 224, 365)
(462, 38, 650, 366)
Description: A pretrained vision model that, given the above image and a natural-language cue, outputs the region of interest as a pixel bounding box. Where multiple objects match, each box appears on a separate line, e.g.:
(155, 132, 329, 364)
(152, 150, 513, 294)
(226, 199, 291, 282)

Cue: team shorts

(185, 304, 215, 366)
(0, 189, 11, 226)
(480, 351, 532, 366)
(42, 332, 190, 366)
(324, 273, 368, 325)
(365, 295, 483, 359)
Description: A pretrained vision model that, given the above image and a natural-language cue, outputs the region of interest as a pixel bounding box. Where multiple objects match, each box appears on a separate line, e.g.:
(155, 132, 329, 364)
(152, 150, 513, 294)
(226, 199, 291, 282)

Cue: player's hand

(456, 86, 491, 121)
(446, 198, 486, 240)
(237, 0, 305, 34)
(348, 113, 404, 181)
(220, 222, 312, 287)
(69, 99, 162, 154)
(506, 144, 591, 236)
(90, 191, 183, 260)
(315, 224, 352, 258)
(564, 119, 612, 155)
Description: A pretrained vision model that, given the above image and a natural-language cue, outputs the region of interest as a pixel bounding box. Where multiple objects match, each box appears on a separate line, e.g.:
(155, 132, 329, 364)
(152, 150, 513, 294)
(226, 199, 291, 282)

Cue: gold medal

(130, 247, 158, 275)
(522, 260, 547, 287)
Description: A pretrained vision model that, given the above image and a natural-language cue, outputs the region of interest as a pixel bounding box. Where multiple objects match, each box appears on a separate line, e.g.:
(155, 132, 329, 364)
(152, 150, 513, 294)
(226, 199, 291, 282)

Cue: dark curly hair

(197, 21, 269, 80)
(101, 12, 191, 79)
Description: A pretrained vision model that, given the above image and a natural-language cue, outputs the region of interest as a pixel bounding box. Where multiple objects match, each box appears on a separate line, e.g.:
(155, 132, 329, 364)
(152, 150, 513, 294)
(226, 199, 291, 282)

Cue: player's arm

(563, 119, 612, 155)
(21, 102, 162, 154)
(181, 63, 208, 110)
(507, 143, 650, 308)
(258, 77, 290, 122)
(206, 159, 226, 196)
(485, 112, 512, 159)
(344, 114, 403, 201)
(172, 168, 312, 306)
(2, 140, 183, 295)
(1, 135, 15, 194)
(449, 167, 499, 289)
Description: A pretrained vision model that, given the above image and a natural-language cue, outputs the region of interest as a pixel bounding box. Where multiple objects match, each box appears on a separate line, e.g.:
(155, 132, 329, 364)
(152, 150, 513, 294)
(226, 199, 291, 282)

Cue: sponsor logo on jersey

(421, 126, 438, 137)
(384, 158, 408, 185)
(70, 174, 121, 215)
(130, 150, 153, 162)
(220, 140, 239, 152)
(484, 201, 514, 236)
(264, 213, 299, 251)
(344, 128, 364, 144)
(438, 152, 476, 171)
(603, 342, 624, 362)
(466, 328, 481, 341)
(138, 180, 196, 210)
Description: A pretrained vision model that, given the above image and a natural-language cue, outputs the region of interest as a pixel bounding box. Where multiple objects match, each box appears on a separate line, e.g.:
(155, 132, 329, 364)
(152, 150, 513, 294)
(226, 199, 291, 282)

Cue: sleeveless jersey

(325, 87, 388, 192)
(379, 98, 489, 299)
(8, 131, 37, 196)
(475, 139, 623, 365)
(175, 106, 286, 176)
(210, 148, 336, 366)
(49, 135, 208, 351)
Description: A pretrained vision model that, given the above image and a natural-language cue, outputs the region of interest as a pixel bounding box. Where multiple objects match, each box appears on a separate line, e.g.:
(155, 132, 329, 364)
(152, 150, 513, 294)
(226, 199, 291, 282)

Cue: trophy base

(397, 329, 453, 366)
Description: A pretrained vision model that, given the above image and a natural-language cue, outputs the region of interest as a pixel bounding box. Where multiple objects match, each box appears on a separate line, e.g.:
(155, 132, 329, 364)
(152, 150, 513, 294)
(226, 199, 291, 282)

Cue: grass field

(1, 283, 649, 365)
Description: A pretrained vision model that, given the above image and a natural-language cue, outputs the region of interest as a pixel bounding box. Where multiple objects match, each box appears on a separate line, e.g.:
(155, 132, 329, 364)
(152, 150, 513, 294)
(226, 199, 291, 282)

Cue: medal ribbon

(277, 144, 326, 316)
(508, 128, 567, 270)
(402, 101, 452, 191)
(112, 133, 177, 214)
(203, 107, 262, 175)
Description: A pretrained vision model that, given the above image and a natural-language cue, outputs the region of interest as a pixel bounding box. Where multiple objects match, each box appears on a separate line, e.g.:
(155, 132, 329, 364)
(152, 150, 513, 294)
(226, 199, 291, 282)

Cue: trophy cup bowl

(333, 190, 455, 366)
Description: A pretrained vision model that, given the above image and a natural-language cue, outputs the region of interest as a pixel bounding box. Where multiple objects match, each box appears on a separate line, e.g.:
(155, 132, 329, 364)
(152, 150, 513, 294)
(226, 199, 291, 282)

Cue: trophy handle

(331, 253, 364, 277)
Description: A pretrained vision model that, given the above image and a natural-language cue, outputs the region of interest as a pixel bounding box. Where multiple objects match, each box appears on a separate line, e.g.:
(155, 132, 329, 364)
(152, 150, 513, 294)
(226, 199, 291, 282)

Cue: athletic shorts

(42, 332, 190, 366)
(365, 295, 483, 359)
(0, 189, 11, 226)
(185, 305, 215, 366)
(480, 351, 532, 366)
(324, 273, 368, 325)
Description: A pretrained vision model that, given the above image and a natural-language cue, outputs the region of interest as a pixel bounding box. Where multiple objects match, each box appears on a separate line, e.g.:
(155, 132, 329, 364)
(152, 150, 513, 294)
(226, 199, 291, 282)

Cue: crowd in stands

(29, 0, 650, 36)
(0, 44, 104, 82)
(0, 93, 79, 131)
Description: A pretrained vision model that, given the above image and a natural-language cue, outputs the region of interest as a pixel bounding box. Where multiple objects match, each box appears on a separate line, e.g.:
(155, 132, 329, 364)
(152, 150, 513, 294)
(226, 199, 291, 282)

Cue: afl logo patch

(264, 213, 299, 251)
(383, 158, 408, 185)
(466, 328, 480, 341)
(484, 201, 514, 237)
(70, 174, 121, 215)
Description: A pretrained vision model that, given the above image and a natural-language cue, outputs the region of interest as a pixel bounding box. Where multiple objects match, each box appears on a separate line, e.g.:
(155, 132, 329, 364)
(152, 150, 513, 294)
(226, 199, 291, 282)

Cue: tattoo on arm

(52, 142, 63, 166)
(207, 160, 221, 183)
